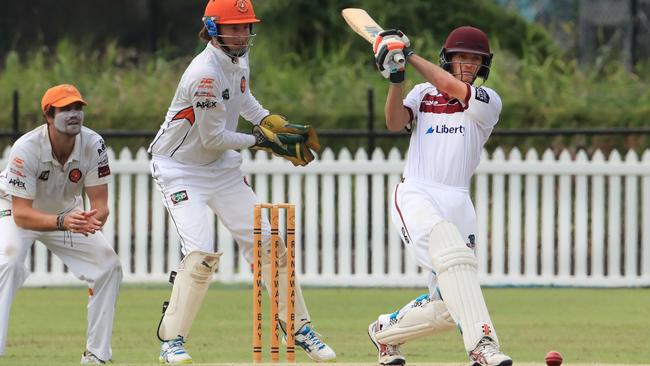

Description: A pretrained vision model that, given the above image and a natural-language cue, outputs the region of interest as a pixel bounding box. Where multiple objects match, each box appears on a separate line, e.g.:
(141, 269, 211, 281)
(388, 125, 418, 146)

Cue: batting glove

(373, 29, 413, 83)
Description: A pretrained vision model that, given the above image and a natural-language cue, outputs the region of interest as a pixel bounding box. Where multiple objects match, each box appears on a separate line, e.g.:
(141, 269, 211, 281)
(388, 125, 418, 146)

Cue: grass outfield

(0, 285, 648, 365)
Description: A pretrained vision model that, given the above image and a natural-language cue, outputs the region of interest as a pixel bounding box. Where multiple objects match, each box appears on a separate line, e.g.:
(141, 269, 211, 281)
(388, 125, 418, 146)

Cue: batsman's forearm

(408, 54, 456, 94)
(385, 83, 409, 131)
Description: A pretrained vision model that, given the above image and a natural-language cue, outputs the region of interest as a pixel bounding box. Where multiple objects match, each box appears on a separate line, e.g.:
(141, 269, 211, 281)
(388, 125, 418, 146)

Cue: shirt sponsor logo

(10, 168, 25, 177)
(475, 87, 490, 103)
(0, 209, 11, 218)
(195, 78, 216, 98)
(69, 168, 82, 183)
(222, 89, 230, 100)
(38, 170, 50, 181)
(12, 157, 24, 168)
(98, 165, 111, 178)
(8, 178, 26, 189)
(240, 76, 246, 93)
(419, 93, 464, 114)
(195, 100, 218, 109)
(98, 155, 109, 166)
(425, 124, 465, 135)
(97, 140, 107, 155)
(170, 190, 189, 205)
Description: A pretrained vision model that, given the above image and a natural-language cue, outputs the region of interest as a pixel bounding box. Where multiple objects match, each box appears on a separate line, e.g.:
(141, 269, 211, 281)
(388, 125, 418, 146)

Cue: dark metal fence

(3, 89, 650, 153)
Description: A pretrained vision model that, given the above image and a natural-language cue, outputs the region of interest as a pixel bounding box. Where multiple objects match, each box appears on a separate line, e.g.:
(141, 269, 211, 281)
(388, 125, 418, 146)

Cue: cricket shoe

(368, 320, 406, 365)
(283, 324, 336, 362)
(159, 337, 192, 364)
(80, 350, 107, 364)
(468, 337, 512, 366)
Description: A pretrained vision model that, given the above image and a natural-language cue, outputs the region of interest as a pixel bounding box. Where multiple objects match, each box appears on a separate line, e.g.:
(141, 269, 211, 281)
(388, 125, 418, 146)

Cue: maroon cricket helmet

(439, 26, 493, 81)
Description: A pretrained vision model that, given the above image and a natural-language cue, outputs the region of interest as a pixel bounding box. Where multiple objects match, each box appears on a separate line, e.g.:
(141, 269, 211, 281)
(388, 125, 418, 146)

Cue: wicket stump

(253, 203, 296, 363)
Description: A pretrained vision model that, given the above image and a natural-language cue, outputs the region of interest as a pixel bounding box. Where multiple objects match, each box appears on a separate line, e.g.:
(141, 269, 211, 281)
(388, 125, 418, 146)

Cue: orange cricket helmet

(204, 0, 260, 25)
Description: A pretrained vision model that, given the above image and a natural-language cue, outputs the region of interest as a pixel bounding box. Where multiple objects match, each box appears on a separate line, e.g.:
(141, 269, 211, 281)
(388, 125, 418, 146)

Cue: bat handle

(393, 53, 405, 65)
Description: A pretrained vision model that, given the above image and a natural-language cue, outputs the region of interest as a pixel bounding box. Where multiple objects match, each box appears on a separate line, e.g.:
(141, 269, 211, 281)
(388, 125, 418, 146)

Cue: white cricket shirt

(0, 125, 112, 214)
(402, 83, 502, 188)
(148, 42, 269, 166)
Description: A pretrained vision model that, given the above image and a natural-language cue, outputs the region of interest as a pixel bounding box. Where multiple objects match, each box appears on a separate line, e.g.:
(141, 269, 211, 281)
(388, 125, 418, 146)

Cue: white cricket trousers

(0, 199, 122, 361)
(151, 156, 311, 327)
(390, 179, 477, 295)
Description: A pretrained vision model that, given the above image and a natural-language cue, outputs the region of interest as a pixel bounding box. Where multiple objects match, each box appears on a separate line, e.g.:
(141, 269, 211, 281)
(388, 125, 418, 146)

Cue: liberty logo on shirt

(425, 125, 465, 135)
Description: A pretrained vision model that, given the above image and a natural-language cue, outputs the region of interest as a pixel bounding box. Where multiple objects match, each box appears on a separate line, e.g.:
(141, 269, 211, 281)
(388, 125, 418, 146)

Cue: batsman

(148, 0, 335, 363)
(366, 26, 513, 366)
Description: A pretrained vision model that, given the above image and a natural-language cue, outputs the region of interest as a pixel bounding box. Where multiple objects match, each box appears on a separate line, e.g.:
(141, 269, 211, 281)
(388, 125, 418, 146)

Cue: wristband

(56, 214, 66, 231)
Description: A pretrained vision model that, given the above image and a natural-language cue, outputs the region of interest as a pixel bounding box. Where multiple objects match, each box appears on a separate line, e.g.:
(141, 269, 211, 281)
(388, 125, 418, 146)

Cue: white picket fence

(1, 146, 650, 287)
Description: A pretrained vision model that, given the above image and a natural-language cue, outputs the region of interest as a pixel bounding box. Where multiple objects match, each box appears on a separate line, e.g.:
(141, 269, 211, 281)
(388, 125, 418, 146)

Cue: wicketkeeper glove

(260, 114, 321, 153)
(373, 29, 414, 83)
(251, 125, 315, 166)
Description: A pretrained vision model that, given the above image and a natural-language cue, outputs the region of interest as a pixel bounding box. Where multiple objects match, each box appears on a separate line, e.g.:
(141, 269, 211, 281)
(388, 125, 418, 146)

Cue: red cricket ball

(545, 350, 563, 366)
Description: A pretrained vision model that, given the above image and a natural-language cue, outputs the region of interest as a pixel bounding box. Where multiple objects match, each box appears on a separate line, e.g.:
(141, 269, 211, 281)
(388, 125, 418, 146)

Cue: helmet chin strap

(211, 37, 247, 61)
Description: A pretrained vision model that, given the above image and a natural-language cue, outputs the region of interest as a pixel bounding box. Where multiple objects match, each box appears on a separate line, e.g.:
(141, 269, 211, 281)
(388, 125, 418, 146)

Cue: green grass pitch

(0, 285, 648, 365)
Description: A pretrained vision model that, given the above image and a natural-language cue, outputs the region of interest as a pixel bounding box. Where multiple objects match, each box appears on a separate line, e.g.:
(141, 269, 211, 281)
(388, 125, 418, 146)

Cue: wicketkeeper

(148, 0, 335, 363)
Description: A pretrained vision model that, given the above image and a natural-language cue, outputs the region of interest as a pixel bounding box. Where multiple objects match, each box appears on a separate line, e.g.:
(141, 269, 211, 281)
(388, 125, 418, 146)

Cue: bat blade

(341, 8, 405, 65)
(341, 8, 383, 44)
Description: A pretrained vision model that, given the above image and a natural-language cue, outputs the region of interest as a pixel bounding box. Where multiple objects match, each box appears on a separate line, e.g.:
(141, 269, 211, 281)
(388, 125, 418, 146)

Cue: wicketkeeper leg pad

(157, 250, 222, 341)
(428, 221, 498, 351)
(261, 255, 310, 331)
(375, 298, 456, 345)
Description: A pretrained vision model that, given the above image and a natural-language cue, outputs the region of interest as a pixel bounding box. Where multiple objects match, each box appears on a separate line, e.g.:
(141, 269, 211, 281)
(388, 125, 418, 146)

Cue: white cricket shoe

(80, 350, 106, 364)
(368, 320, 406, 365)
(287, 324, 336, 362)
(159, 337, 192, 364)
(469, 337, 512, 366)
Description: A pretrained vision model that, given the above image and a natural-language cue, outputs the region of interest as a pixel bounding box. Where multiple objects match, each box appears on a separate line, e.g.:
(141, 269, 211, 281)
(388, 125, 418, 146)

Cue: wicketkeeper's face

(450, 52, 483, 84)
(218, 23, 252, 53)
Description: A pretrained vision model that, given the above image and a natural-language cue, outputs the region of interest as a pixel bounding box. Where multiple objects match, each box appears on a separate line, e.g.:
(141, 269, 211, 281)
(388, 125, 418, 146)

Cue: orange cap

(41, 84, 87, 114)
(204, 0, 260, 24)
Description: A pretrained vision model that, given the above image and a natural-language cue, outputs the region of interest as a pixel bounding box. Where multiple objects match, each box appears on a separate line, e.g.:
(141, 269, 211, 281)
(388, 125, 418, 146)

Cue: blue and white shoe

(159, 337, 192, 364)
(284, 324, 336, 362)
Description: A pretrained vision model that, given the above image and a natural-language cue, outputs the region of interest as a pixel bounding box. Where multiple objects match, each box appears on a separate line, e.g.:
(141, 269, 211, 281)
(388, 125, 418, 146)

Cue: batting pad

(428, 221, 498, 351)
(157, 250, 222, 341)
(376, 299, 456, 345)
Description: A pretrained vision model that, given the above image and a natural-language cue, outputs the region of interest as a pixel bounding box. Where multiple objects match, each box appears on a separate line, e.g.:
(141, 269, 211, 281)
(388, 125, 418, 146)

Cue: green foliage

(1, 1, 649, 152)
(2, 286, 649, 365)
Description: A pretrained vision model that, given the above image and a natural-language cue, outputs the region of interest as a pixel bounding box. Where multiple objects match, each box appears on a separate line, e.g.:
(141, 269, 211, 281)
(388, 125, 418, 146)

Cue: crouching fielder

(0, 84, 122, 364)
(367, 27, 512, 366)
(149, 0, 334, 363)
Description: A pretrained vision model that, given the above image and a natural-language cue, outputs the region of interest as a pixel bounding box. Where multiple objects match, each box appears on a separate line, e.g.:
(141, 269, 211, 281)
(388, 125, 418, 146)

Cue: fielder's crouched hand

(251, 125, 315, 166)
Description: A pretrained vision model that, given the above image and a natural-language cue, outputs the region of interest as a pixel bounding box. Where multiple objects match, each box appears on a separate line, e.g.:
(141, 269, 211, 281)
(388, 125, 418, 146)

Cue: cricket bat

(341, 8, 405, 64)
